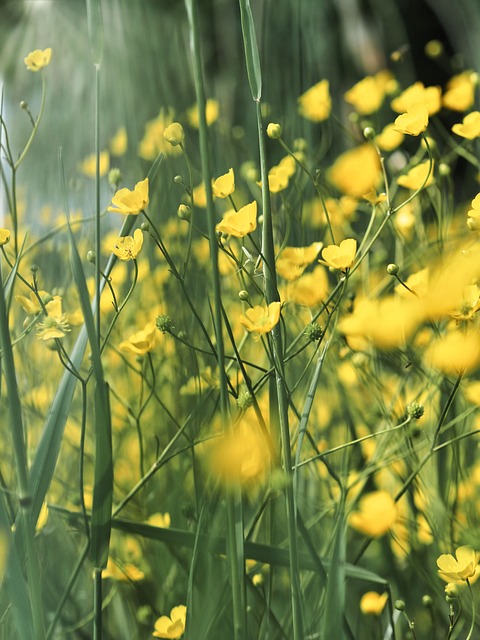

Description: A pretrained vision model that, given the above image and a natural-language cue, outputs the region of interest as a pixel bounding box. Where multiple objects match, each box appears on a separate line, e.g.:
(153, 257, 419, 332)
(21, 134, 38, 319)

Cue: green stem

(466, 580, 476, 640)
(14, 73, 47, 171)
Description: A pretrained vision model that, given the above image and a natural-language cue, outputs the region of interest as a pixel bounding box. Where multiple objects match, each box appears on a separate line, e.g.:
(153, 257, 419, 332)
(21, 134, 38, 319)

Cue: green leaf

(321, 497, 347, 640)
(238, 0, 262, 101)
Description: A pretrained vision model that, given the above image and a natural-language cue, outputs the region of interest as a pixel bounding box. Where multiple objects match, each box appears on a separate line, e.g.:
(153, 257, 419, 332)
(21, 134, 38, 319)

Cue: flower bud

(407, 401, 424, 420)
(238, 290, 249, 301)
(266, 122, 282, 139)
(422, 595, 433, 608)
(108, 168, 122, 189)
(395, 600, 406, 612)
(438, 163, 450, 177)
(363, 126, 376, 140)
(163, 122, 185, 146)
(19, 100, 28, 110)
(237, 390, 253, 410)
(30, 264, 39, 274)
(140, 222, 150, 232)
(177, 204, 191, 221)
(86, 250, 96, 264)
(156, 315, 175, 334)
(304, 323, 323, 342)
(387, 263, 399, 276)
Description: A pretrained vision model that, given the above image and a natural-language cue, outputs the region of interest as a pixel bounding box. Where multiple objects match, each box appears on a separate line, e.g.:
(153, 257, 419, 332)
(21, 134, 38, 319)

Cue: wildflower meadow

(2, 0, 480, 638)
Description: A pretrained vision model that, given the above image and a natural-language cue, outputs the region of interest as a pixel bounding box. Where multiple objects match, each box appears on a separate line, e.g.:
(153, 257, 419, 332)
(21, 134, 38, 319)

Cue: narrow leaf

(238, 0, 262, 100)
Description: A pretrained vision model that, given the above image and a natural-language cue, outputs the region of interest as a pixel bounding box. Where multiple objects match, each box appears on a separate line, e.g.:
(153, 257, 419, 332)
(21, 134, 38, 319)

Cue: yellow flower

(393, 103, 429, 136)
(276, 242, 323, 281)
(16, 290, 52, 315)
(344, 74, 386, 115)
(349, 491, 397, 538)
(425, 329, 480, 375)
(437, 546, 480, 583)
(108, 178, 149, 215)
(212, 168, 235, 198)
(119, 322, 157, 355)
(452, 111, 480, 139)
(153, 605, 187, 639)
(216, 201, 257, 237)
(328, 144, 381, 197)
(163, 122, 185, 147)
(78, 151, 110, 178)
(111, 229, 143, 261)
(239, 301, 281, 338)
(467, 193, 480, 230)
(360, 592, 389, 616)
(109, 127, 128, 156)
(450, 284, 480, 321)
(192, 182, 207, 208)
(375, 124, 404, 152)
(321, 238, 356, 271)
(286, 266, 329, 307)
(443, 71, 476, 112)
(103, 557, 145, 582)
(139, 108, 181, 160)
(36, 298, 71, 341)
(0, 228, 11, 246)
(187, 99, 219, 128)
(397, 161, 434, 190)
(391, 82, 441, 115)
(146, 513, 171, 528)
(298, 80, 331, 122)
(24, 47, 52, 71)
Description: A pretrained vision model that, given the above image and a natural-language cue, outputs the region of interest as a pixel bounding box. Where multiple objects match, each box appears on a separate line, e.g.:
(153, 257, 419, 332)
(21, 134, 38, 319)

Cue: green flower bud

(87, 250, 96, 264)
(363, 126, 376, 140)
(266, 122, 282, 139)
(30, 264, 39, 274)
(238, 290, 249, 301)
(395, 600, 406, 612)
(407, 401, 424, 420)
(177, 204, 191, 221)
(237, 390, 253, 410)
(422, 595, 433, 608)
(156, 315, 175, 334)
(387, 263, 399, 276)
(304, 323, 323, 342)
(140, 222, 150, 232)
(19, 100, 28, 110)
(108, 167, 122, 189)
(173, 175, 183, 185)
(438, 163, 450, 177)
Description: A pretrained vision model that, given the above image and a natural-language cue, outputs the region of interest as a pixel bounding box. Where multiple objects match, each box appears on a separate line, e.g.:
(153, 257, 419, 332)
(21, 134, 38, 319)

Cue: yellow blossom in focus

(0, 229, 11, 246)
(426, 329, 480, 375)
(321, 238, 356, 271)
(119, 321, 157, 356)
(393, 103, 429, 136)
(276, 242, 323, 281)
(216, 201, 257, 237)
(328, 144, 381, 197)
(107, 178, 149, 215)
(437, 546, 480, 583)
(452, 111, 480, 140)
(79, 151, 110, 178)
(139, 108, 181, 160)
(153, 605, 187, 639)
(298, 80, 331, 122)
(187, 99, 219, 128)
(344, 74, 388, 115)
(36, 298, 71, 341)
(24, 47, 52, 71)
(212, 168, 235, 198)
(360, 592, 389, 616)
(111, 229, 144, 261)
(349, 491, 397, 537)
(240, 301, 281, 338)
(109, 127, 128, 156)
(397, 161, 434, 190)
(391, 82, 441, 115)
(376, 124, 404, 152)
(443, 71, 476, 112)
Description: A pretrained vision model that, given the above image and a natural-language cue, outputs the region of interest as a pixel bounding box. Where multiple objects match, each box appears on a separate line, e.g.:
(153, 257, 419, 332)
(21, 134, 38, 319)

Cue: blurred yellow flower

(16, 290, 51, 315)
(163, 122, 185, 147)
(391, 82, 441, 115)
(298, 80, 331, 121)
(212, 168, 235, 198)
(443, 71, 476, 112)
(119, 321, 157, 355)
(397, 161, 434, 190)
(349, 491, 397, 538)
(375, 124, 404, 152)
(187, 99, 219, 128)
(328, 144, 381, 197)
(109, 127, 128, 156)
(192, 182, 207, 208)
(240, 301, 281, 337)
(216, 201, 257, 237)
(111, 229, 143, 261)
(79, 150, 110, 178)
(437, 546, 479, 583)
(344, 73, 388, 115)
(0, 228, 11, 246)
(24, 47, 52, 71)
(452, 111, 480, 139)
(276, 242, 323, 281)
(394, 104, 429, 136)
(153, 605, 186, 639)
(108, 178, 149, 215)
(321, 238, 356, 271)
(286, 265, 329, 307)
(146, 513, 171, 528)
(425, 329, 480, 375)
(360, 592, 388, 616)
(450, 284, 480, 321)
(103, 557, 145, 582)
(139, 108, 181, 160)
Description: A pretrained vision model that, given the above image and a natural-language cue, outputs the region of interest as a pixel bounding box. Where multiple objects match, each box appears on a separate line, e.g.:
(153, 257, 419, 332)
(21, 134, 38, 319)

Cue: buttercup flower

(216, 201, 257, 237)
(467, 193, 480, 230)
(36, 298, 71, 341)
(276, 242, 323, 281)
(139, 108, 182, 159)
(298, 80, 331, 122)
(0, 229, 11, 246)
(360, 592, 389, 616)
(153, 605, 186, 639)
(443, 71, 476, 112)
(349, 491, 397, 538)
(24, 48, 52, 71)
(321, 238, 356, 271)
(437, 546, 480, 583)
(425, 329, 480, 375)
(452, 111, 480, 139)
(397, 161, 434, 190)
(344, 74, 388, 115)
(163, 122, 185, 147)
(119, 322, 157, 355)
(212, 168, 235, 198)
(187, 99, 219, 128)
(393, 103, 429, 136)
(375, 124, 404, 151)
(108, 178, 149, 215)
(79, 151, 110, 178)
(391, 81, 441, 115)
(239, 301, 281, 338)
(111, 229, 144, 261)
(328, 144, 381, 197)
(110, 127, 128, 156)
